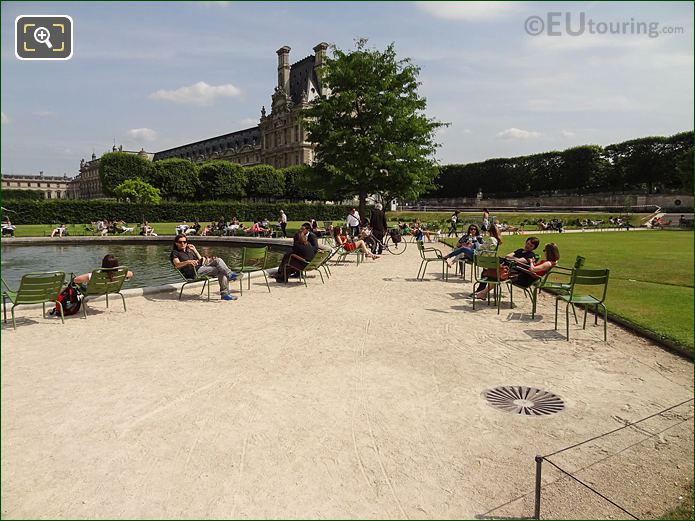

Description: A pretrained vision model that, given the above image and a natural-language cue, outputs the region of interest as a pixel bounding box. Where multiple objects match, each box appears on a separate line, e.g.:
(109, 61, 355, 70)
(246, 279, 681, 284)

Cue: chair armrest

(1, 277, 13, 294)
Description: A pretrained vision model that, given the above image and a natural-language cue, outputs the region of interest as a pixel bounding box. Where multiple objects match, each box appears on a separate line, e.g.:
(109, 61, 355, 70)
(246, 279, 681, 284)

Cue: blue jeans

(445, 246, 475, 261)
(198, 258, 236, 296)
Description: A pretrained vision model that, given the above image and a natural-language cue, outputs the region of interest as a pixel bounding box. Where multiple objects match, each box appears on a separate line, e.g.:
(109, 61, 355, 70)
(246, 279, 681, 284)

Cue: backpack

(50, 275, 82, 316)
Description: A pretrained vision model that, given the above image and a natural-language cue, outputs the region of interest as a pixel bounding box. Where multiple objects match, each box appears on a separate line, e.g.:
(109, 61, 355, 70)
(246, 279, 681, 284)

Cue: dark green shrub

(3, 190, 44, 201)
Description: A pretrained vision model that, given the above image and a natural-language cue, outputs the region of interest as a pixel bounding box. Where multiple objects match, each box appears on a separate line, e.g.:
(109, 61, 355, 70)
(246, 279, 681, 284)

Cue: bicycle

(366, 229, 408, 255)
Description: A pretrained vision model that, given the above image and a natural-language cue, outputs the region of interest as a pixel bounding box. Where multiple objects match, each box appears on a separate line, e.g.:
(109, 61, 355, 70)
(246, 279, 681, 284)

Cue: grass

(388, 211, 649, 229)
(660, 481, 694, 520)
(442, 231, 694, 350)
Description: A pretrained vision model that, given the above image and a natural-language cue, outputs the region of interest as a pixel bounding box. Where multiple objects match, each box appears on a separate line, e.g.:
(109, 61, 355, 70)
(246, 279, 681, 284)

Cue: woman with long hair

(333, 226, 379, 260)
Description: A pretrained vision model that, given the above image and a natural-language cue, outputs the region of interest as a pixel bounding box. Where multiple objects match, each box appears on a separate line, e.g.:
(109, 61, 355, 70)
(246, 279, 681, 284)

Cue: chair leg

(554, 298, 559, 330)
(531, 288, 537, 318)
(566, 303, 570, 341)
(206, 281, 210, 301)
(318, 270, 325, 284)
(602, 304, 607, 341)
(595, 304, 599, 325)
(106, 292, 109, 308)
(57, 301, 64, 324)
(119, 293, 126, 312)
(179, 285, 185, 300)
(11, 306, 16, 330)
(417, 261, 424, 280)
(263, 271, 271, 292)
(582, 306, 588, 330)
(82, 297, 89, 318)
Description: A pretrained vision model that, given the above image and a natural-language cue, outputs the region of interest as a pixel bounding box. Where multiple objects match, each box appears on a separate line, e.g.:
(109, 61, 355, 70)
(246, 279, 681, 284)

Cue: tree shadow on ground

(506, 312, 544, 322)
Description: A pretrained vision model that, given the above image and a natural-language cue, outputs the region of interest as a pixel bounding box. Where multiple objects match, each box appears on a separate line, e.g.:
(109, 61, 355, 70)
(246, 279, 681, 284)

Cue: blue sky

(1, 1, 692, 177)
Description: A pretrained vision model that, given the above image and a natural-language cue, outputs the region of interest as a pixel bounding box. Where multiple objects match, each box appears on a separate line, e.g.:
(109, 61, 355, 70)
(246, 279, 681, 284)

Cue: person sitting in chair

(444, 224, 484, 267)
(74, 254, 134, 288)
(332, 226, 379, 260)
(51, 223, 68, 237)
(170, 234, 241, 301)
(2, 218, 16, 237)
(274, 228, 318, 282)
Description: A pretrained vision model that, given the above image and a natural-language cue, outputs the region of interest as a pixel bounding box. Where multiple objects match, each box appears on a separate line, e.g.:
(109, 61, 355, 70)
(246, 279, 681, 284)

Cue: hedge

(3, 190, 45, 201)
(4, 200, 361, 225)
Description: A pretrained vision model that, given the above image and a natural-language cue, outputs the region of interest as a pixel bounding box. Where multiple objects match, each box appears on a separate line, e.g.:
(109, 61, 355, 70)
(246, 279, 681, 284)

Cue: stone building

(1, 172, 70, 199)
(68, 146, 152, 199)
(153, 43, 329, 169)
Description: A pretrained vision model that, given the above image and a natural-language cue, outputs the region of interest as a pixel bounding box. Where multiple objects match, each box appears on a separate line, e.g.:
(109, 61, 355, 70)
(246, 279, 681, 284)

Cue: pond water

(1, 243, 285, 289)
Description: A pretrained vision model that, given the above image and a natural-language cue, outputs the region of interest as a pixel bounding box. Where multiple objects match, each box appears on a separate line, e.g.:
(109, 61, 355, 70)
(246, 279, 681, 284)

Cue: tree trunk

(358, 190, 367, 222)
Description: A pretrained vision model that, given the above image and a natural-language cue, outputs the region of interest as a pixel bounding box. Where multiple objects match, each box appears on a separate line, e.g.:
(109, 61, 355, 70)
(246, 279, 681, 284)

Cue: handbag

(481, 264, 509, 281)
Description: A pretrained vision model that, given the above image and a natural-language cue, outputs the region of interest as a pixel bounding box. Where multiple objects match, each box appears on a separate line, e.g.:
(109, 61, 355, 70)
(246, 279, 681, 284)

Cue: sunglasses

(176, 240, 187, 244)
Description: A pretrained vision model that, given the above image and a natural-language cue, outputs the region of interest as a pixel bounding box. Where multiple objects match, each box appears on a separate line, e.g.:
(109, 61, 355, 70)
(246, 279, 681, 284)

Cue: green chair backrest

(85, 267, 129, 296)
(569, 267, 609, 301)
(474, 253, 500, 270)
(416, 240, 426, 258)
(13, 272, 65, 304)
(305, 250, 330, 270)
(241, 246, 268, 269)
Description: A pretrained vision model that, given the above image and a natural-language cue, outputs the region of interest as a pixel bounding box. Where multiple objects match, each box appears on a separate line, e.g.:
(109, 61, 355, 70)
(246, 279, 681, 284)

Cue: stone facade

(153, 43, 329, 169)
(2, 172, 70, 199)
(68, 146, 152, 199)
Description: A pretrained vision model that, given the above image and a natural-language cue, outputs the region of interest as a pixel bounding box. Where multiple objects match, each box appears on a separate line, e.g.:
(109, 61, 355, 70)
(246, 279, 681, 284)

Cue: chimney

(39, 170, 44, 177)
(313, 42, 329, 96)
(276, 46, 291, 93)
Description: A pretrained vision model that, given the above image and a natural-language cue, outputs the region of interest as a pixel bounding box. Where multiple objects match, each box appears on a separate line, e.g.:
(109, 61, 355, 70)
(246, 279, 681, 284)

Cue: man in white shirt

(346, 209, 360, 237)
(279, 210, 288, 237)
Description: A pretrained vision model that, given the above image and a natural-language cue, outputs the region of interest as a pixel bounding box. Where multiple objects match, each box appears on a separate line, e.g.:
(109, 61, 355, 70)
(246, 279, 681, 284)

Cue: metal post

(534, 455, 543, 520)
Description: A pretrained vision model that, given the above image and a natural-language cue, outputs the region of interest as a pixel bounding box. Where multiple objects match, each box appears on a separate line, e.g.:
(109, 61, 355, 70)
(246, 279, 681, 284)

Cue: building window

(295, 126, 299, 142)
(295, 153, 299, 164)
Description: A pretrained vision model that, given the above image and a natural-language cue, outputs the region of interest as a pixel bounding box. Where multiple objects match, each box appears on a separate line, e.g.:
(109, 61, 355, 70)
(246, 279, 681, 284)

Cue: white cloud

(416, 2, 524, 21)
(127, 128, 159, 142)
(1, 112, 8, 124)
(149, 81, 242, 106)
(32, 111, 57, 117)
(560, 130, 577, 138)
(462, 128, 473, 134)
(496, 127, 541, 139)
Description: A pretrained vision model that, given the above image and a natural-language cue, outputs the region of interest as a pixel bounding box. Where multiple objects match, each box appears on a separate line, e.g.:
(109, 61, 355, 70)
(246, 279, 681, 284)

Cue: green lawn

(443, 231, 694, 350)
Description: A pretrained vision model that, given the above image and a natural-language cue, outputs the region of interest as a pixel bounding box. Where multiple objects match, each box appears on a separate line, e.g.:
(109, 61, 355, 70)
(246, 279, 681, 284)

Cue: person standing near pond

(448, 211, 459, 237)
(482, 208, 490, 232)
(279, 210, 288, 237)
(170, 234, 241, 301)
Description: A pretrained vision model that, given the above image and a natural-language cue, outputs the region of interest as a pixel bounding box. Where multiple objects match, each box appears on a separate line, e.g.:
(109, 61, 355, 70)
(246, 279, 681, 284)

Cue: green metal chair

(508, 255, 586, 319)
(335, 242, 364, 266)
(555, 268, 610, 341)
(416, 240, 449, 281)
(472, 253, 505, 314)
(231, 246, 270, 296)
(81, 267, 129, 317)
(285, 250, 331, 286)
(173, 264, 213, 301)
(2, 272, 66, 329)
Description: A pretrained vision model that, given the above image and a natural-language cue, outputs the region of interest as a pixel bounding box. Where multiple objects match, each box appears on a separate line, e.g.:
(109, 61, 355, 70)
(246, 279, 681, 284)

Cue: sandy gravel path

(2, 240, 692, 519)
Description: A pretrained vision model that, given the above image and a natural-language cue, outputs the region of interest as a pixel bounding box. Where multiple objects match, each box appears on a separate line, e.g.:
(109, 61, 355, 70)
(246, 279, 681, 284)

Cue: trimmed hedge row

(4, 190, 45, 201)
(5, 200, 359, 225)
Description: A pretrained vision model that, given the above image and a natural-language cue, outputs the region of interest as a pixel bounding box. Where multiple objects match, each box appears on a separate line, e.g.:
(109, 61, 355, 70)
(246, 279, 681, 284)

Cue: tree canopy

(151, 158, 200, 201)
(113, 178, 161, 205)
(198, 160, 247, 200)
(302, 39, 446, 214)
(99, 152, 154, 197)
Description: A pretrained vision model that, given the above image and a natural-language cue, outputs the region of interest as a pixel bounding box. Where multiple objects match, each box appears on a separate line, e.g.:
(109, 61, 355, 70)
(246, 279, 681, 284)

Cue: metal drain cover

(482, 386, 565, 416)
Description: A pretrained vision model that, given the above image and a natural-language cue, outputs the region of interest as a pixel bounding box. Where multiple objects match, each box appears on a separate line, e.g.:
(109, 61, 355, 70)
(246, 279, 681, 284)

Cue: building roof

(2, 173, 71, 181)
(289, 55, 320, 104)
(153, 126, 261, 160)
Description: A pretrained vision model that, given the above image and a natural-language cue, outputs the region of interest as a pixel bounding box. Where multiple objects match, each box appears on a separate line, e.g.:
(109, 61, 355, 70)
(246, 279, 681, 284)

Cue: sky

(1, 1, 693, 177)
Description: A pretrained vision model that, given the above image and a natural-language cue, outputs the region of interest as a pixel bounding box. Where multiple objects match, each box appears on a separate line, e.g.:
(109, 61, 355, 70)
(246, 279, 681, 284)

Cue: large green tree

(113, 178, 161, 205)
(302, 39, 446, 215)
(99, 152, 154, 197)
(243, 164, 285, 200)
(151, 158, 200, 201)
(198, 160, 247, 200)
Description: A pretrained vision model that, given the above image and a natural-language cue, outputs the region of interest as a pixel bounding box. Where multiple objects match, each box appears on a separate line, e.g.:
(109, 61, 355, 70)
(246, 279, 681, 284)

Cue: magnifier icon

(33, 26, 53, 49)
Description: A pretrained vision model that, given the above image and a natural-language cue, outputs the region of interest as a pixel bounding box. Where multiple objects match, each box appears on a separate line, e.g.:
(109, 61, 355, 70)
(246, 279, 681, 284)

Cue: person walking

(347, 208, 360, 237)
(279, 210, 288, 237)
(370, 203, 388, 254)
(447, 211, 459, 237)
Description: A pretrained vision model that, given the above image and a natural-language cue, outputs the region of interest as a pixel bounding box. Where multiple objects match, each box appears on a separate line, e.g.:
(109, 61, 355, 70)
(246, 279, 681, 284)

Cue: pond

(1, 242, 285, 289)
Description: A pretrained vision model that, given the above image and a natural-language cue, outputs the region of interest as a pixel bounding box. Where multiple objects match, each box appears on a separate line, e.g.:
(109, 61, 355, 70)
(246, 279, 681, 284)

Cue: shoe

(221, 294, 238, 301)
(229, 272, 242, 282)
